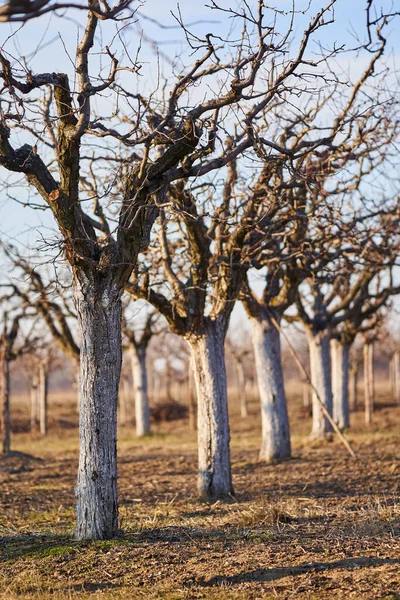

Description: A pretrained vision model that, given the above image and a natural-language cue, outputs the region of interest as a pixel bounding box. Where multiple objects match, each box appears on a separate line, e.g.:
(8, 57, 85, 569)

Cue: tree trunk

(331, 339, 350, 431)
(187, 359, 197, 432)
(349, 363, 358, 412)
(119, 378, 131, 426)
(364, 342, 374, 425)
(130, 343, 150, 437)
(165, 360, 172, 402)
(30, 375, 39, 432)
(154, 371, 162, 404)
(188, 320, 233, 499)
(368, 343, 375, 411)
(394, 351, 400, 404)
(250, 315, 291, 461)
(235, 360, 248, 418)
(303, 382, 312, 416)
(0, 349, 11, 455)
(39, 361, 49, 436)
(307, 328, 333, 439)
(74, 278, 122, 541)
(389, 356, 395, 397)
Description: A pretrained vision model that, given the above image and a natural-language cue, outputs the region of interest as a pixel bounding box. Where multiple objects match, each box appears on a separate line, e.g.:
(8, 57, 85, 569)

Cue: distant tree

(123, 308, 158, 437)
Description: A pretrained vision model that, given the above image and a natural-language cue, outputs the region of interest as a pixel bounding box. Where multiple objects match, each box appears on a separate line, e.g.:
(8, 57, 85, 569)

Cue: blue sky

(0, 0, 399, 250)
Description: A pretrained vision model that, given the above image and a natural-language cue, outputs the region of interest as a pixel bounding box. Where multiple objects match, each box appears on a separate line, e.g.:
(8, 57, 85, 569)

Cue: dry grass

(0, 383, 399, 599)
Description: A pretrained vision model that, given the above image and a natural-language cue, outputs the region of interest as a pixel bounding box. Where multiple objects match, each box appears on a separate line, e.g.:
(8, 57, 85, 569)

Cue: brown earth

(0, 383, 399, 599)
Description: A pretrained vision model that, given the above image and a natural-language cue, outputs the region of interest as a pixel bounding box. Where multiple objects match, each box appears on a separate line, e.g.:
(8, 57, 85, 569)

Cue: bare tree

(0, 0, 347, 535)
(123, 308, 158, 437)
(0, 0, 135, 22)
(0, 300, 36, 453)
(226, 330, 253, 418)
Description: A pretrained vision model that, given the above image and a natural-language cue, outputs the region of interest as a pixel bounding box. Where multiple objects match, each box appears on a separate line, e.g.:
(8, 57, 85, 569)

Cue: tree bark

(188, 320, 233, 499)
(235, 360, 248, 418)
(250, 315, 291, 461)
(331, 339, 350, 431)
(39, 361, 49, 436)
(130, 343, 150, 437)
(303, 382, 312, 416)
(364, 342, 374, 425)
(30, 375, 39, 432)
(307, 328, 333, 439)
(394, 351, 400, 404)
(349, 363, 358, 412)
(74, 277, 121, 541)
(153, 372, 162, 405)
(119, 378, 131, 426)
(0, 349, 11, 455)
(187, 359, 197, 432)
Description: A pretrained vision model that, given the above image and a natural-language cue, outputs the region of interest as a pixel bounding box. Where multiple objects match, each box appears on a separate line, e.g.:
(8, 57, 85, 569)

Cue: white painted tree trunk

(153, 372, 162, 404)
(394, 351, 400, 404)
(119, 379, 131, 426)
(1, 353, 11, 455)
(349, 364, 358, 412)
(74, 278, 122, 540)
(130, 344, 150, 437)
(307, 328, 333, 439)
(189, 321, 233, 499)
(39, 361, 49, 436)
(303, 382, 312, 415)
(331, 339, 350, 431)
(250, 315, 291, 461)
(364, 342, 374, 425)
(235, 360, 248, 418)
(30, 375, 39, 432)
(187, 359, 197, 432)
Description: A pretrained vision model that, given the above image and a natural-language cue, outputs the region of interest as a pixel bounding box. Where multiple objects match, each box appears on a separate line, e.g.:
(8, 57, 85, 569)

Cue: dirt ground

(0, 384, 399, 599)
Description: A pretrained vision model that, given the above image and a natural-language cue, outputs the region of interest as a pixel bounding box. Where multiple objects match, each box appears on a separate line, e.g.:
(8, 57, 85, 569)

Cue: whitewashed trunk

(364, 342, 374, 425)
(250, 316, 291, 461)
(74, 278, 121, 540)
(153, 372, 162, 404)
(394, 351, 400, 404)
(130, 344, 150, 437)
(187, 360, 196, 432)
(119, 379, 131, 426)
(189, 321, 233, 498)
(349, 364, 358, 411)
(235, 361, 248, 418)
(39, 362, 49, 436)
(307, 329, 333, 439)
(303, 382, 312, 415)
(1, 353, 11, 455)
(331, 339, 350, 431)
(30, 376, 39, 432)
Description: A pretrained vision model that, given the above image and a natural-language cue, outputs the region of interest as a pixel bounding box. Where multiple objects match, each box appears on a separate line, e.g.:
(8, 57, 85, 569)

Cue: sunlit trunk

(364, 342, 374, 425)
(349, 363, 358, 412)
(130, 343, 150, 437)
(235, 359, 248, 418)
(74, 277, 121, 541)
(331, 339, 350, 431)
(187, 359, 197, 432)
(250, 315, 291, 461)
(30, 375, 39, 432)
(0, 350, 11, 455)
(39, 361, 49, 436)
(307, 328, 333, 439)
(189, 320, 233, 499)
(394, 351, 400, 404)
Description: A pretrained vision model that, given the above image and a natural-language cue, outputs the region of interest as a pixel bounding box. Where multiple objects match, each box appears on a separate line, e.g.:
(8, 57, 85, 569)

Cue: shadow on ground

(201, 556, 400, 587)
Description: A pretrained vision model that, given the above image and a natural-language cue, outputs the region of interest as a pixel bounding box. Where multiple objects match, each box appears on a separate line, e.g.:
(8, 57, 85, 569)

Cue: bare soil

(0, 384, 399, 599)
